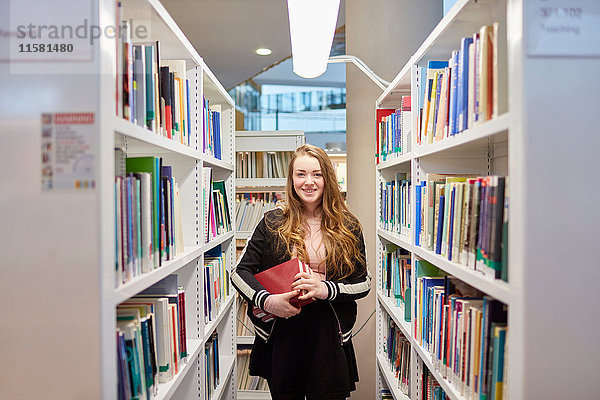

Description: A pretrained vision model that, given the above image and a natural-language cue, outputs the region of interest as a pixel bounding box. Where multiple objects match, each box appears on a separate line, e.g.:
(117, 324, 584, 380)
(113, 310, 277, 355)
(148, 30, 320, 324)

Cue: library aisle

(1, 0, 599, 400)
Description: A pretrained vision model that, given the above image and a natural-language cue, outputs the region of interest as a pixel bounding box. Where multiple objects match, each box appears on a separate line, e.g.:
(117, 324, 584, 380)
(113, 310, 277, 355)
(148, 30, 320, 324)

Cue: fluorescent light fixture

(287, 0, 340, 79)
(256, 48, 272, 56)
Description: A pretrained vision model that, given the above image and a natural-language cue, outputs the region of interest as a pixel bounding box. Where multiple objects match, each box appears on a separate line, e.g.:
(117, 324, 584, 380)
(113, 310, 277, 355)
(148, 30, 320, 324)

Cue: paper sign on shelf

(528, 0, 600, 57)
(41, 112, 96, 191)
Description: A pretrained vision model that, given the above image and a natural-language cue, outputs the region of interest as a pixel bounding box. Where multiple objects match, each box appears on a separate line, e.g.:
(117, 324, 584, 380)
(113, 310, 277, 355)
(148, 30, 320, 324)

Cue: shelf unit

(234, 130, 305, 239)
(0, 0, 237, 398)
(233, 131, 304, 399)
(375, 0, 600, 399)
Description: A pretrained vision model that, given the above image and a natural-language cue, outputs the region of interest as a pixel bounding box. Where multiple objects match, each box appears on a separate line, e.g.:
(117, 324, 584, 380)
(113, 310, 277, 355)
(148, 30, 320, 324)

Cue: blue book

(457, 37, 473, 133)
(433, 71, 444, 133)
(491, 325, 507, 400)
(448, 186, 456, 260)
(436, 194, 445, 254)
(421, 277, 445, 344)
(186, 79, 191, 146)
(448, 50, 459, 135)
(415, 183, 422, 246)
(144, 45, 155, 129)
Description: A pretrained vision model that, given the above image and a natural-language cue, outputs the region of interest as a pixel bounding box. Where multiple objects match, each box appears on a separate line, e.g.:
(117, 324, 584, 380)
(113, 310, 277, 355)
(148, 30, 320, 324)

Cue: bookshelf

(233, 131, 303, 400)
(234, 130, 305, 238)
(0, 0, 236, 399)
(374, 0, 600, 399)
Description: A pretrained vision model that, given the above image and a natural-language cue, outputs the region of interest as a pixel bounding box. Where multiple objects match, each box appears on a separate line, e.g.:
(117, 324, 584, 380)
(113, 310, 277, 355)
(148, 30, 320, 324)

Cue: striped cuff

(254, 289, 271, 310)
(324, 281, 338, 301)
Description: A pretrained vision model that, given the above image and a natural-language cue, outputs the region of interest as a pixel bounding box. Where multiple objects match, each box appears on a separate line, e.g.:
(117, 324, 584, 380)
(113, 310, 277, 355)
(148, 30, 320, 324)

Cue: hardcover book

(252, 258, 314, 321)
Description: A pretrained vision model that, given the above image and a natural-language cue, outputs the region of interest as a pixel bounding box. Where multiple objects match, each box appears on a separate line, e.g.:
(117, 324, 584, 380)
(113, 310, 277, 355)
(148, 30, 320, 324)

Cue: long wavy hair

(269, 144, 365, 279)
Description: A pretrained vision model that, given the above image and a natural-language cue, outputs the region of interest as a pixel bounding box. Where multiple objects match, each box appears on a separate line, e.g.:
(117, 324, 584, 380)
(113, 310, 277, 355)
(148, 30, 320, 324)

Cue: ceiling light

(255, 48, 272, 56)
(287, 0, 340, 79)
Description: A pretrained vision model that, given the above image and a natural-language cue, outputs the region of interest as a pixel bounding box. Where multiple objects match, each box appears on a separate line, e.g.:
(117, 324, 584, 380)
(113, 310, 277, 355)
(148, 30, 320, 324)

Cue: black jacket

(231, 208, 371, 343)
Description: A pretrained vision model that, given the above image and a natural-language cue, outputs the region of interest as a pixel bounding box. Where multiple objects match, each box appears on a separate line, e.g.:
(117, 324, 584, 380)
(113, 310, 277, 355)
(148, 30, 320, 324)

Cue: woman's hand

(263, 290, 302, 318)
(291, 268, 328, 301)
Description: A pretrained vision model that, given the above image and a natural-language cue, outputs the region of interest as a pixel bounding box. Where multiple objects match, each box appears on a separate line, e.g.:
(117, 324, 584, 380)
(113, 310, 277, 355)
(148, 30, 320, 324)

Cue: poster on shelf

(528, 0, 600, 57)
(41, 112, 96, 191)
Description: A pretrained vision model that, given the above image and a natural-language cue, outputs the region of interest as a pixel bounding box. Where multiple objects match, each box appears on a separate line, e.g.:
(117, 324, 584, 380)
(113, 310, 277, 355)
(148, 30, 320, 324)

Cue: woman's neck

(303, 205, 322, 222)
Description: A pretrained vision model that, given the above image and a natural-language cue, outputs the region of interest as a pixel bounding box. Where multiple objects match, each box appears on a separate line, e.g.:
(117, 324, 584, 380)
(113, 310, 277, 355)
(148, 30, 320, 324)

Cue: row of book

(381, 244, 412, 320)
(415, 174, 508, 281)
(203, 167, 232, 243)
(203, 245, 230, 324)
(116, 10, 223, 157)
(380, 172, 412, 237)
(204, 332, 221, 399)
(116, 275, 187, 400)
(203, 100, 223, 160)
(235, 192, 283, 232)
(382, 314, 411, 395)
(117, 17, 191, 145)
(235, 151, 292, 179)
(415, 260, 507, 400)
(417, 23, 502, 146)
(420, 365, 449, 400)
(236, 295, 254, 337)
(237, 347, 269, 391)
(377, 96, 412, 163)
(115, 153, 184, 287)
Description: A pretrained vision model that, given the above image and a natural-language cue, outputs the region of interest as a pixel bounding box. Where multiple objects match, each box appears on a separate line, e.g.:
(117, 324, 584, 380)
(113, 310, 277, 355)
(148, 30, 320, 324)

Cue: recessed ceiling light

(256, 48, 272, 56)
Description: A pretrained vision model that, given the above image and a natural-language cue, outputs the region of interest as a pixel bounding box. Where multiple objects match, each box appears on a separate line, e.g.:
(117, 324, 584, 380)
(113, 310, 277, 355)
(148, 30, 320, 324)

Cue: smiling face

(292, 155, 325, 211)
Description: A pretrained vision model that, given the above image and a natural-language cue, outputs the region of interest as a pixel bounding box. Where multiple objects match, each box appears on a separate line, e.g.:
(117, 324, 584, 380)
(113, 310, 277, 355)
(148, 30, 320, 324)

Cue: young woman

(231, 144, 371, 400)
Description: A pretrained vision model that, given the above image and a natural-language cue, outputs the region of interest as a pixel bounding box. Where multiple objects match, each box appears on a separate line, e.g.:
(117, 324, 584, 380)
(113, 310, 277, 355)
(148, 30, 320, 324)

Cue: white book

(139, 173, 153, 273)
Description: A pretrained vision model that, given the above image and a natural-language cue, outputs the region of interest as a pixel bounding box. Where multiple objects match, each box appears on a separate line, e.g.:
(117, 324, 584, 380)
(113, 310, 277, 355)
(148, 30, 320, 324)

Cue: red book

(252, 258, 314, 322)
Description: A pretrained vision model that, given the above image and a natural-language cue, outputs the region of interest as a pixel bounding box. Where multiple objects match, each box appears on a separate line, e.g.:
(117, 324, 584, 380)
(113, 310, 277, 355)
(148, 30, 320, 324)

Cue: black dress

(249, 300, 359, 398)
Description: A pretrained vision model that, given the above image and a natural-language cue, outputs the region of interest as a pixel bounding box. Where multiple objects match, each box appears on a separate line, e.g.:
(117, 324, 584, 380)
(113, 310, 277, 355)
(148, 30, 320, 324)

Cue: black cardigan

(231, 208, 371, 342)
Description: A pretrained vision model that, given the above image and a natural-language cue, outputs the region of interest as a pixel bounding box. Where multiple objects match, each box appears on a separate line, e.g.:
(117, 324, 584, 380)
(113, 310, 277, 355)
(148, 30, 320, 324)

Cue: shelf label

(528, 0, 600, 57)
(41, 112, 96, 191)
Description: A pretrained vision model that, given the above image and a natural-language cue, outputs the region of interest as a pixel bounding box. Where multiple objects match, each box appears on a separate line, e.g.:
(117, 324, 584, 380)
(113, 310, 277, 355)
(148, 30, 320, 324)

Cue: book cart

(0, 0, 237, 399)
(234, 130, 304, 400)
(374, 0, 599, 399)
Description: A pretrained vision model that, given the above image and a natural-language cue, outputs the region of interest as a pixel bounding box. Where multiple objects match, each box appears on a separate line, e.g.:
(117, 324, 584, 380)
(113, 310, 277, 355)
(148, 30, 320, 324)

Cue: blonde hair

(269, 144, 365, 279)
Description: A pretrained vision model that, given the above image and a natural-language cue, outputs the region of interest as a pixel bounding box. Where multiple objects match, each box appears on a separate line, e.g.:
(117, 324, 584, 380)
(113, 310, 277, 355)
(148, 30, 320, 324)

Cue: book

(252, 258, 313, 321)
(420, 61, 448, 145)
(126, 157, 161, 269)
(458, 37, 474, 132)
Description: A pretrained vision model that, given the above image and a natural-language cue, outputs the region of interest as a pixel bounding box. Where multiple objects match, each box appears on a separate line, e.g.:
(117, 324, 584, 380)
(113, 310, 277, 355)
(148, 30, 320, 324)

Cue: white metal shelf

(236, 178, 287, 189)
(236, 231, 252, 240)
(203, 294, 236, 347)
(202, 63, 235, 108)
(237, 336, 255, 345)
(377, 229, 413, 252)
(114, 246, 203, 306)
(378, 292, 465, 400)
(411, 0, 504, 65)
(204, 154, 235, 172)
(412, 246, 510, 305)
(203, 230, 235, 252)
(377, 292, 411, 338)
(376, 353, 411, 400)
(414, 113, 510, 159)
(377, 152, 413, 171)
(210, 354, 236, 400)
(377, 60, 413, 109)
(412, 340, 465, 400)
(238, 390, 272, 400)
(154, 339, 203, 400)
(114, 117, 204, 159)
(124, 0, 203, 65)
